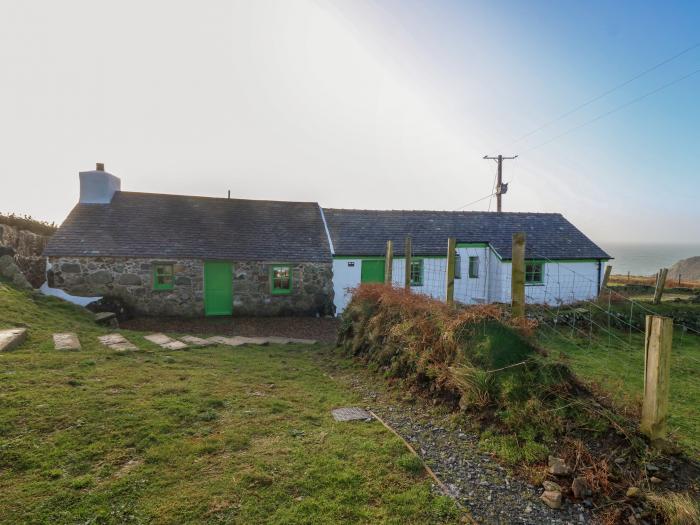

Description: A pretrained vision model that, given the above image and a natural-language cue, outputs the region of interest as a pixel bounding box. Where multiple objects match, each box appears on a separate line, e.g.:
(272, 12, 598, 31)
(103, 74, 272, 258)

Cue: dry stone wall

(0, 223, 50, 287)
(48, 256, 334, 317)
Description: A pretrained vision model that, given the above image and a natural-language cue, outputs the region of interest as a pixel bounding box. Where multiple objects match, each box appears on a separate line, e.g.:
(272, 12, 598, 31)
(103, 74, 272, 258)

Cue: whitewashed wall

(332, 252, 606, 314)
(487, 258, 605, 305)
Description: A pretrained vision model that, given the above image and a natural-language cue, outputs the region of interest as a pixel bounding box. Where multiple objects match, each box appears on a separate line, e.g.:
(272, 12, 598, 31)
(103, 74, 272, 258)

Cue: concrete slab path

(98, 333, 138, 351)
(144, 333, 188, 350)
(53, 333, 81, 351)
(180, 335, 216, 347)
(0, 328, 27, 352)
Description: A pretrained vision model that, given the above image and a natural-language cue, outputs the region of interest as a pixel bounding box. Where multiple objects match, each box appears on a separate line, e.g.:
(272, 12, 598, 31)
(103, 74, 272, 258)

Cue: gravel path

(343, 374, 595, 525)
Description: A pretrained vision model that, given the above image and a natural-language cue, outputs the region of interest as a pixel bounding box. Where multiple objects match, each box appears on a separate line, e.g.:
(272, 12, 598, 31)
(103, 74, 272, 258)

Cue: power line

(511, 42, 700, 145)
(524, 67, 700, 153)
(456, 192, 496, 210)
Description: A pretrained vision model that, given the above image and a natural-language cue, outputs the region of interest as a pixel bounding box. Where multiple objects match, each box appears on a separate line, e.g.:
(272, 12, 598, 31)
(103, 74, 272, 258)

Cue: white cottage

(322, 209, 611, 313)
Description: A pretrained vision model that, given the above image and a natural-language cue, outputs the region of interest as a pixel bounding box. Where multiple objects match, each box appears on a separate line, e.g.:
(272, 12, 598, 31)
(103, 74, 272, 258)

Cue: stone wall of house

(47, 256, 334, 317)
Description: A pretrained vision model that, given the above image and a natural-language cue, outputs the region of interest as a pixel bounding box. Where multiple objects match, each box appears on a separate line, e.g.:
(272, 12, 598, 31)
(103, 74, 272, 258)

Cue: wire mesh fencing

(377, 237, 699, 454)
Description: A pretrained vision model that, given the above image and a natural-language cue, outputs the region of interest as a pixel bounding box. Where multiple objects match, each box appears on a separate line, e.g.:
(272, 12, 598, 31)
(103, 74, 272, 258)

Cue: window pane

(272, 267, 291, 290)
(410, 260, 423, 285)
(454, 253, 461, 279)
(469, 257, 479, 278)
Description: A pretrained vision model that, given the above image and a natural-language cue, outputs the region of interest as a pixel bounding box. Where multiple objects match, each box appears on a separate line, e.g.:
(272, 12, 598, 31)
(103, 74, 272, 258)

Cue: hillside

(669, 256, 700, 281)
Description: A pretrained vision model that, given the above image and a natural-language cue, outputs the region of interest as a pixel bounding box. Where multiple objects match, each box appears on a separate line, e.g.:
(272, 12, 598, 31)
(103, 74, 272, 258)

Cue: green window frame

(410, 259, 424, 286)
(454, 252, 461, 279)
(270, 265, 292, 295)
(468, 256, 479, 278)
(525, 262, 544, 284)
(153, 263, 174, 290)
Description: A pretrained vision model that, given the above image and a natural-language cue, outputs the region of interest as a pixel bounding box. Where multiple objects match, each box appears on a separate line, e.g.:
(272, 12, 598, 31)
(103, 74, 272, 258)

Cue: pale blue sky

(0, 1, 698, 243)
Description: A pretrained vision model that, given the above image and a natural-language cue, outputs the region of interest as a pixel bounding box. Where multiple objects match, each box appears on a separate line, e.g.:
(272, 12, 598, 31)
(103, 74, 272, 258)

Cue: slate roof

(44, 192, 332, 262)
(322, 209, 610, 260)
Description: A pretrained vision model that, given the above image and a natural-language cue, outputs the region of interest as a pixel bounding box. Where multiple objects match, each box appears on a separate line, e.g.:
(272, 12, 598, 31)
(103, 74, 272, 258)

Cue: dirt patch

(121, 316, 339, 343)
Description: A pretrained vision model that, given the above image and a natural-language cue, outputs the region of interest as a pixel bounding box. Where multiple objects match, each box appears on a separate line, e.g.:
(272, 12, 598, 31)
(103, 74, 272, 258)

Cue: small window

(153, 264, 174, 290)
(454, 252, 461, 279)
(525, 262, 544, 284)
(410, 259, 423, 286)
(270, 265, 292, 294)
(468, 256, 479, 278)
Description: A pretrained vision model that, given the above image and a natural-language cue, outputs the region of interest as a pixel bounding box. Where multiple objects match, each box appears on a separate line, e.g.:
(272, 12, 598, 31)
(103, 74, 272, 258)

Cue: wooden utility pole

(511, 232, 526, 317)
(483, 154, 518, 212)
(653, 268, 668, 305)
(446, 237, 456, 305)
(385, 241, 393, 285)
(641, 315, 673, 442)
(404, 236, 412, 289)
(598, 265, 612, 300)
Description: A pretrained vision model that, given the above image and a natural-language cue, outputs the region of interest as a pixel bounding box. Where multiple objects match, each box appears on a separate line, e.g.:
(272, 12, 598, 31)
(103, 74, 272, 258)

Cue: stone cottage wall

(47, 256, 334, 317)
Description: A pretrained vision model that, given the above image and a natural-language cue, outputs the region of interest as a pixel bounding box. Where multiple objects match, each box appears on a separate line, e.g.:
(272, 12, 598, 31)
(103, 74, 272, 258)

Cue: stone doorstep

(143, 333, 188, 350)
(53, 333, 81, 351)
(98, 333, 138, 351)
(0, 328, 27, 352)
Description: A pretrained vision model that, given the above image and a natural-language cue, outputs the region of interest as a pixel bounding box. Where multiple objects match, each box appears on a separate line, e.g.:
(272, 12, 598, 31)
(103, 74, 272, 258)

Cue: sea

(600, 242, 700, 277)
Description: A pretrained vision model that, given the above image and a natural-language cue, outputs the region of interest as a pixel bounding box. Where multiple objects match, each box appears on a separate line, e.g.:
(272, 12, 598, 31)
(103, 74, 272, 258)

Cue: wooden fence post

(385, 240, 393, 285)
(653, 268, 668, 305)
(404, 236, 412, 290)
(446, 237, 456, 305)
(641, 315, 673, 442)
(598, 264, 612, 299)
(511, 232, 526, 318)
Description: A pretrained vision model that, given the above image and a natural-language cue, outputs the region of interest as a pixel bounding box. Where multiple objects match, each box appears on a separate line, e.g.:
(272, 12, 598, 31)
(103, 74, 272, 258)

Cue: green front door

(204, 261, 232, 316)
(360, 259, 385, 283)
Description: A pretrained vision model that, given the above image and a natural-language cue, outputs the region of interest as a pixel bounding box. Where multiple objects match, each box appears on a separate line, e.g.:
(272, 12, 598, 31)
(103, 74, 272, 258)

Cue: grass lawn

(537, 326, 700, 458)
(0, 282, 460, 524)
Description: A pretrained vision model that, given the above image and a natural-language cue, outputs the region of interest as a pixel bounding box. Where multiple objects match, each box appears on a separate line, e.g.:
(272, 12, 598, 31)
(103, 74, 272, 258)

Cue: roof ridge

(116, 191, 320, 206)
(323, 207, 563, 216)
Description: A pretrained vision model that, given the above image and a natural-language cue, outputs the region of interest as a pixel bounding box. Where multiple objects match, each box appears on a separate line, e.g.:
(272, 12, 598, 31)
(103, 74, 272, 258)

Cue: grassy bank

(0, 282, 459, 524)
(538, 328, 700, 458)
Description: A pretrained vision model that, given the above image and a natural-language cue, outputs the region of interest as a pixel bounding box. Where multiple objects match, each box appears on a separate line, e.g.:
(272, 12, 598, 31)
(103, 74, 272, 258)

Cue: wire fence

(380, 237, 700, 453)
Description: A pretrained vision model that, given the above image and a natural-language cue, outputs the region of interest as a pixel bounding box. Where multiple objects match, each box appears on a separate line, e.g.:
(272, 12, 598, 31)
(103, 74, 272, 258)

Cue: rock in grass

(540, 490, 562, 509)
(548, 455, 571, 476)
(649, 476, 663, 484)
(626, 486, 641, 498)
(571, 477, 592, 498)
(0, 328, 27, 352)
(543, 480, 562, 492)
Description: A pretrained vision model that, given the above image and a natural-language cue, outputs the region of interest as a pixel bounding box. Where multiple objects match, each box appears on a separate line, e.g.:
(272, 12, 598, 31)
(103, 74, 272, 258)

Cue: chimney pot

(96, 162, 105, 171)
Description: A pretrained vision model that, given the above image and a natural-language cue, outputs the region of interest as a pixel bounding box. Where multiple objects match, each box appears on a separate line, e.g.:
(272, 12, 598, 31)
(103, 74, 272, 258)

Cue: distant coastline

(601, 242, 700, 277)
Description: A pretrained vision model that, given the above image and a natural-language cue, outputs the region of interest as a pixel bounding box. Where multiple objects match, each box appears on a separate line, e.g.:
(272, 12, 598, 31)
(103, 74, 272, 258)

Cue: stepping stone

(0, 328, 27, 352)
(98, 333, 137, 352)
(53, 333, 81, 351)
(180, 335, 215, 347)
(266, 336, 318, 345)
(331, 407, 373, 422)
(144, 333, 188, 350)
(207, 336, 268, 347)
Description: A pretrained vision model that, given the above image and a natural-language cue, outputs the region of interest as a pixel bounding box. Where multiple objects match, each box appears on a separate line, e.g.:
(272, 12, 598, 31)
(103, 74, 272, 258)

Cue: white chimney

(79, 163, 121, 203)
